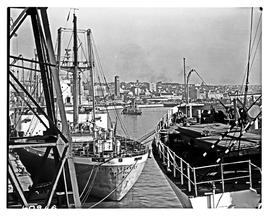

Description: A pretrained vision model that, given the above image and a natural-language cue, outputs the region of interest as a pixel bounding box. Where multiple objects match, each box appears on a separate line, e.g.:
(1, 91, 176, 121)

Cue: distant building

(149, 82, 157, 93)
(131, 87, 141, 96)
(60, 79, 72, 104)
(189, 85, 199, 100)
(198, 91, 207, 100)
(114, 75, 120, 97)
(95, 85, 108, 97)
(208, 90, 224, 99)
(158, 92, 177, 99)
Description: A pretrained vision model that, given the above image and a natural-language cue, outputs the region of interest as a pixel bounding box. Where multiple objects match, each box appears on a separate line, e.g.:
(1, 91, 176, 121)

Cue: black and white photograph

(5, 0, 266, 213)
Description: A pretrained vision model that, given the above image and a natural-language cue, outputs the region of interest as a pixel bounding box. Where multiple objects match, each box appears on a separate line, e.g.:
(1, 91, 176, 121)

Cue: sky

(10, 7, 262, 85)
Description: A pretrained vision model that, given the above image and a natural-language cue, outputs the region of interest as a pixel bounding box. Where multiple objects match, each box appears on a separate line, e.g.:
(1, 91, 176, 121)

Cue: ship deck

(170, 123, 261, 151)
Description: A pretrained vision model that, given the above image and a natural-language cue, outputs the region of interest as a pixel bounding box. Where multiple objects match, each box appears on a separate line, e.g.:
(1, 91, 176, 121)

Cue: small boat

(122, 100, 142, 115)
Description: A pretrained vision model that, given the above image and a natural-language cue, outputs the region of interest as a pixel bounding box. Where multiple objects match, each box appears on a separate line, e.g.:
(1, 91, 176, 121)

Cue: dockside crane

(8, 7, 81, 208)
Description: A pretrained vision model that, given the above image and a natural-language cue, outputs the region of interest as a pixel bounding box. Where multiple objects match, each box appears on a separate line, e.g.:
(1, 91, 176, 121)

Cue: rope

(77, 36, 88, 65)
(79, 165, 97, 199)
(240, 10, 262, 94)
(137, 129, 155, 143)
(215, 192, 224, 208)
(80, 147, 137, 204)
(80, 155, 116, 203)
(89, 160, 138, 208)
(81, 167, 99, 204)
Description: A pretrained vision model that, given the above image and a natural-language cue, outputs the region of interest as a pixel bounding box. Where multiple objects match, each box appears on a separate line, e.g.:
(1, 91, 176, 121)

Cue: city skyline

(10, 7, 262, 85)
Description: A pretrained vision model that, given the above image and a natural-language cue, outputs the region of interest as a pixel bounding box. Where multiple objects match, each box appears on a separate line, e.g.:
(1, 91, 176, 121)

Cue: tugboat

(122, 99, 142, 115)
(11, 9, 149, 203)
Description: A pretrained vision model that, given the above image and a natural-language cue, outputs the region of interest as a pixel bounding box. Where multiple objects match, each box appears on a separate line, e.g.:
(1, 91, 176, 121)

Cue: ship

(10, 9, 149, 204)
(122, 99, 142, 115)
(151, 8, 262, 208)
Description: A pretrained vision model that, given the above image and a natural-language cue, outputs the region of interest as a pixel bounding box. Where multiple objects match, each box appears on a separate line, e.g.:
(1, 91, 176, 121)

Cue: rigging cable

(80, 150, 138, 205)
(79, 154, 118, 201)
(240, 9, 262, 95)
(92, 41, 128, 134)
(91, 35, 130, 138)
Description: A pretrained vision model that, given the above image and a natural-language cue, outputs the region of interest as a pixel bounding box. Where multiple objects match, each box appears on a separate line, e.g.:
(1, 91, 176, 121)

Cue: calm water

(84, 107, 183, 208)
(109, 106, 168, 140)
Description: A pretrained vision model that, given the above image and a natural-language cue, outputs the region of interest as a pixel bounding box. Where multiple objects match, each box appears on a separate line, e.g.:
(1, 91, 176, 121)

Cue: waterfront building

(149, 82, 157, 93)
(115, 75, 120, 97)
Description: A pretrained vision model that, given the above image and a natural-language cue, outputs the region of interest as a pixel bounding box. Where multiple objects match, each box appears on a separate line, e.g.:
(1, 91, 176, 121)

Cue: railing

(153, 105, 261, 197)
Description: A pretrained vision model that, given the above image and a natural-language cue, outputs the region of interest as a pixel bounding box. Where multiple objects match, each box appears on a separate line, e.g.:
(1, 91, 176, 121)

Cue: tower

(115, 75, 120, 97)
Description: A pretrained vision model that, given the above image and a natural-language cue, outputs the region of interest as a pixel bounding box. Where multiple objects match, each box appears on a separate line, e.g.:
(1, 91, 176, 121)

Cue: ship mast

(72, 11, 79, 128)
(87, 29, 96, 126)
(243, 7, 254, 109)
(183, 57, 187, 115)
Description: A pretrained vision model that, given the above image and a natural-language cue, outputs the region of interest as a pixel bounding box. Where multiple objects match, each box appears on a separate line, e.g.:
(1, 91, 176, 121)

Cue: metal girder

(28, 7, 56, 129)
(9, 143, 56, 149)
(10, 8, 28, 39)
(9, 55, 56, 67)
(72, 13, 79, 127)
(8, 162, 29, 207)
(8, 7, 81, 208)
(40, 7, 81, 208)
(10, 64, 41, 72)
(9, 80, 49, 130)
(9, 70, 68, 143)
(45, 145, 69, 207)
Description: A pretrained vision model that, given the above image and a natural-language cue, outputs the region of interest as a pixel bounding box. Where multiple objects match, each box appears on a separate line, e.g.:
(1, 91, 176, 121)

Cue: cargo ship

(151, 8, 262, 208)
(10, 9, 148, 203)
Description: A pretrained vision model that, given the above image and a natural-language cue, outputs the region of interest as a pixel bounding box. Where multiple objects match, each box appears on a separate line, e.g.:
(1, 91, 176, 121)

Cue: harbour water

(110, 106, 168, 140)
(84, 107, 184, 208)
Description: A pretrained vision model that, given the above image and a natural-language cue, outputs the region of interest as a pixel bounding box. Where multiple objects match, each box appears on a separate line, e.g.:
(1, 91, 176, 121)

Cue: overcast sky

(10, 7, 262, 85)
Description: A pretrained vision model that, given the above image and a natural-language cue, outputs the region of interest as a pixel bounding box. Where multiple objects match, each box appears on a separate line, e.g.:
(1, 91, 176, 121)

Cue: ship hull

(15, 148, 148, 201)
(75, 155, 147, 200)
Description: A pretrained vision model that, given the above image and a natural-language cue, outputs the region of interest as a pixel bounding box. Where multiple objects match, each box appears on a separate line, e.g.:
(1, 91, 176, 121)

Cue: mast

(87, 29, 96, 125)
(183, 57, 188, 115)
(243, 7, 254, 109)
(73, 12, 79, 127)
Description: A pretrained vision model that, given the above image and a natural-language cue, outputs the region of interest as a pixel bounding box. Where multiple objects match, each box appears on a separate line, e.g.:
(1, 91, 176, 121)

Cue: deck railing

(153, 105, 261, 197)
